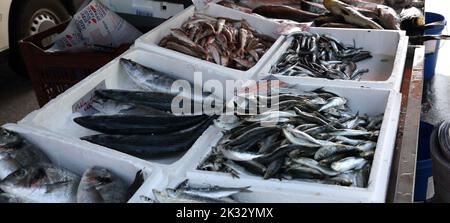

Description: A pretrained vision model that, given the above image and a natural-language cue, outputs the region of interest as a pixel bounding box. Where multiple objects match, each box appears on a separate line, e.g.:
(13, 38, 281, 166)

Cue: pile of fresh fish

(199, 87, 383, 188)
(270, 32, 372, 80)
(218, 0, 424, 31)
(158, 13, 276, 71)
(0, 128, 135, 203)
(76, 59, 217, 159)
(142, 180, 251, 203)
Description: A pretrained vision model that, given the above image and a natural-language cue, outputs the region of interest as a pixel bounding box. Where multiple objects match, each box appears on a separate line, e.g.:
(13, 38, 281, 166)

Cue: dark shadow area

(0, 63, 39, 125)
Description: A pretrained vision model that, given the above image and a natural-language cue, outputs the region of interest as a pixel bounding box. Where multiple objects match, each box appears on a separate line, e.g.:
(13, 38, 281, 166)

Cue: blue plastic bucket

(414, 121, 435, 201)
(424, 12, 446, 80)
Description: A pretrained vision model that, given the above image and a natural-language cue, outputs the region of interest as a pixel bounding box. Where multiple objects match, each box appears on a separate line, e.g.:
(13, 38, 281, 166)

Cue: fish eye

(14, 169, 27, 177)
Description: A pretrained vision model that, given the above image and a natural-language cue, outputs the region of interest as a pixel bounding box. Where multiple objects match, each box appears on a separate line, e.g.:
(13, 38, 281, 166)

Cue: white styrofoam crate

(134, 4, 285, 80)
(173, 84, 402, 203)
(2, 123, 158, 203)
(18, 48, 221, 167)
(258, 28, 409, 92)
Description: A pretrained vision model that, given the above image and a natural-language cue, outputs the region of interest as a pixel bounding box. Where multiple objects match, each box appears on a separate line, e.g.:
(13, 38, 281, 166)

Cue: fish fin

(239, 186, 252, 193)
(44, 180, 71, 193)
(140, 195, 156, 203)
(176, 179, 190, 190)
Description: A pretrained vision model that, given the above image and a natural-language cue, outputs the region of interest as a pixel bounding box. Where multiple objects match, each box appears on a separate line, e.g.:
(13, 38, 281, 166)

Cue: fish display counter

(179, 83, 402, 203)
(0, 124, 156, 203)
(134, 3, 286, 80)
(258, 28, 409, 92)
(19, 48, 225, 167)
(6, 1, 424, 203)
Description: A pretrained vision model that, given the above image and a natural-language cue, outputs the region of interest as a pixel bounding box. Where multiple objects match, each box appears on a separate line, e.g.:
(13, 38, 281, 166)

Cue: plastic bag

(48, 0, 142, 52)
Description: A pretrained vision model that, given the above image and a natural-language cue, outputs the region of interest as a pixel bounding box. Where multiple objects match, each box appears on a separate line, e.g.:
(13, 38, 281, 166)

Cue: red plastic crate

(19, 20, 130, 107)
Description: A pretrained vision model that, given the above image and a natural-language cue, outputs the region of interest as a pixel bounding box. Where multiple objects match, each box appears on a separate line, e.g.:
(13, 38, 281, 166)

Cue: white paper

(48, 0, 142, 52)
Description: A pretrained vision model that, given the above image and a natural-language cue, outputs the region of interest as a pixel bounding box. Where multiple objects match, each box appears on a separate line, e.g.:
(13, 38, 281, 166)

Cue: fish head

(0, 128, 22, 148)
(0, 167, 34, 190)
(82, 167, 113, 187)
(0, 152, 22, 181)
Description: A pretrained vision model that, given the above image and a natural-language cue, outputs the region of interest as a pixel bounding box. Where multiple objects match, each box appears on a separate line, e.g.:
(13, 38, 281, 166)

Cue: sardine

(331, 157, 368, 172)
(290, 157, 339, 177)
(314, 145, 358, 161)
(319, 97, 347, 112)
(181, 184, 251, 199)
(152, 189, 236, 203)
(220, 148, 264, 162)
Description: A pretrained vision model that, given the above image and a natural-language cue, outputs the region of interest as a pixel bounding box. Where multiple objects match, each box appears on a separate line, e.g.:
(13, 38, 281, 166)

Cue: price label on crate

(192, 0, 216, 10)
(72, 81, 107, 115)
(275, 22, 312, 35)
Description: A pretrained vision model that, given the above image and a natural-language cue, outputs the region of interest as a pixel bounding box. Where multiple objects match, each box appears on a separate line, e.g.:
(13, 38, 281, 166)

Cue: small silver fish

(331, 157, 368, 172)
(220, 148, 264, 162)
(319, 97, 347, 112)
(290, 157, 339, 177)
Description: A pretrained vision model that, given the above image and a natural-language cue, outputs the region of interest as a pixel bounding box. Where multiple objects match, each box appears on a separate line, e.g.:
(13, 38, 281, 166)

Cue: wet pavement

(0, 63, 39, 125)
(421, 0, 450, 126)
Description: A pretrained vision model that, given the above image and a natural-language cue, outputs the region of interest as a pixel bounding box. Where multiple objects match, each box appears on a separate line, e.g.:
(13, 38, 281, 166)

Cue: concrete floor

(0, 64, 39, 125)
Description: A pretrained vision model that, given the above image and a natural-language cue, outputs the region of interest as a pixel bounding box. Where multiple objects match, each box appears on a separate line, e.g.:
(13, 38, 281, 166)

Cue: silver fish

(0, 153, 21, 181)
(223, 160, 260, 177)
(77, 167, 128, 203)
(356, 141, 377, 152)
(290, 157, 340, 177)
(152, 189, 237, 203)
(220, 148, 264, 162)
(331, 157, 368, 172)
(314, 145, 358, 161)
(319, 97, 347, 112)
(0, 165, 80, 203)
(181, 185, 251, 199)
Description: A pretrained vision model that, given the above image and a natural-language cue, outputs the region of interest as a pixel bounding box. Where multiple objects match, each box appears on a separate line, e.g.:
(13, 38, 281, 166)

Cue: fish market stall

(1, 0, 431, 203)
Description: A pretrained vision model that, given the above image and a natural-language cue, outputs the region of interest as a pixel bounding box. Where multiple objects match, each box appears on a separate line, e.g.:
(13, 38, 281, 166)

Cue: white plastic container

(18, 48, 219, 167)
(176, 84, 402, 203)
(134, 4, 285, 80)
(258, 28, 409, 92)
(2, 123, 157, 203)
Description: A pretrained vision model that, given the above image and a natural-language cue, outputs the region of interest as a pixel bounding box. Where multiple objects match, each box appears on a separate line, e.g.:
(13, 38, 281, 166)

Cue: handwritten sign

(72, 81, 106, 115)
(191, 0, 215, 10)
(275, 22, 312, 35)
